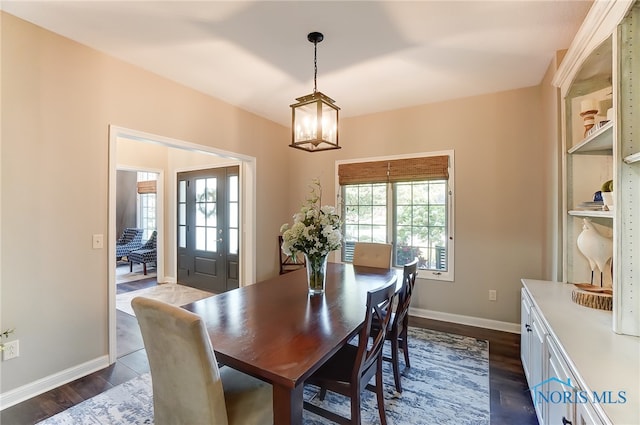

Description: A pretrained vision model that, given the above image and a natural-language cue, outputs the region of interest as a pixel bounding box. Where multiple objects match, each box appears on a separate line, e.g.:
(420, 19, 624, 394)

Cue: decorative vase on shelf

(601, 192, 614, 211)
(305, 253, 328, 295)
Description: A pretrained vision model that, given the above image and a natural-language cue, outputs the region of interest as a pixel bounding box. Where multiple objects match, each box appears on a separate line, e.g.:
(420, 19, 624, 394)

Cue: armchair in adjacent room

(115, 228, 144, 260)
(128, 231, 157, 275)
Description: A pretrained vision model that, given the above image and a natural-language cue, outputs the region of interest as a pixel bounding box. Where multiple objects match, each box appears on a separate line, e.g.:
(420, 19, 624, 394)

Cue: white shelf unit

(553, 0, 639, 337)
(568, 210, 614, 219)
(567, 121, 613, 154)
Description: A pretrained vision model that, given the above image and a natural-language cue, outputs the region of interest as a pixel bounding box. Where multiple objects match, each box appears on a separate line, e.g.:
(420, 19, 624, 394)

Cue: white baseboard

(0, 355, 110, 410)
(409, 307, 521, 334)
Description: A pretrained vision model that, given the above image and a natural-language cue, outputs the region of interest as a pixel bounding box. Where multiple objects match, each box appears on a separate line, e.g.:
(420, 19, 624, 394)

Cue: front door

(177, 166, 239, 293)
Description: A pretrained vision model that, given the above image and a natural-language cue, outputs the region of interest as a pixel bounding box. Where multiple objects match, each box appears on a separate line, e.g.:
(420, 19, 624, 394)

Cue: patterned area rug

(37, 328, 489, 425)
(116, 263, 156, 284)
(116, 283, 213, 316)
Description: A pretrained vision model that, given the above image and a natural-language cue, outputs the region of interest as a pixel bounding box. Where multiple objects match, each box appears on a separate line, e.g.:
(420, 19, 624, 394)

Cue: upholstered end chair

(352, 242, 393, 268)
(115, 228, 144, 260)
(128, 231, 157, 275)
(131, 296, 273, 425)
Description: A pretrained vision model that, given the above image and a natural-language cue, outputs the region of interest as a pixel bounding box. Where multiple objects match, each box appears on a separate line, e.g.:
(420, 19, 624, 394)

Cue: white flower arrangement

(280, 179, 342, 259)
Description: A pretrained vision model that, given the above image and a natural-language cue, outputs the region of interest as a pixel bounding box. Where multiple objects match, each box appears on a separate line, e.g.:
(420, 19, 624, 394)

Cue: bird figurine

(576, 218, 613, 287)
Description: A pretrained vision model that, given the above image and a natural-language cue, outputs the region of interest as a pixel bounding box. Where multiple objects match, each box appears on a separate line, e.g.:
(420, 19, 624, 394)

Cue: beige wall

(0, 12, 289, 393)
(1, 10, 559, 399)
(286, 86, 551, 325)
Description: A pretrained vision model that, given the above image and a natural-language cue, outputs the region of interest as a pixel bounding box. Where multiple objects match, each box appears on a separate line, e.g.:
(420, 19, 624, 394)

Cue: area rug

(116, 263, 156, 284)
(37, 328, 489, 425)
(116, 283, 213, 317)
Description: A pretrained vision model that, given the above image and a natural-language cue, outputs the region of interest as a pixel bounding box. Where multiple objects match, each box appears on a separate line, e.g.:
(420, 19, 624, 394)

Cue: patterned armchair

(129, 230, 157, 275)
(116, 228, 144, 260)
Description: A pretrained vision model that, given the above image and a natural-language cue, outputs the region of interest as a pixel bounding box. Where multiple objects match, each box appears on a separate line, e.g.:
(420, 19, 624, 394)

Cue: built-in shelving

(623, 151, 640, 164)
(554, 0, 639, 337)
(568, 209, 613, 218)
(568, 121, 613, 154)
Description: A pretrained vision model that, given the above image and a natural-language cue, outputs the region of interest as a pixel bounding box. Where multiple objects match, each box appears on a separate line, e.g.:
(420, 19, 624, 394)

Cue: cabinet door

(521, 289, 533, 381)
(530, 307, 547, 424)
(575, 401, 604, 425)
(547, 339, 574, 425)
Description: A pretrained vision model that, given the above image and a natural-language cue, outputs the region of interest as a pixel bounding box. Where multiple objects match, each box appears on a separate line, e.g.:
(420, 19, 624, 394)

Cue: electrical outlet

(489, 290, 497, 301)
(2, 340, 19, 361)
(92, 234, 104, 249)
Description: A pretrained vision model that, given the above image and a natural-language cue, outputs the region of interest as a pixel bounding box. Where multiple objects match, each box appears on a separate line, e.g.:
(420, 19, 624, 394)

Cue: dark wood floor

(1, 278, 538, 425)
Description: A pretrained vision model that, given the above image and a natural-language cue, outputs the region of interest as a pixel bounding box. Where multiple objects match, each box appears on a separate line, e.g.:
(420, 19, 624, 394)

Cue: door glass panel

(207, 178, 217, 201)
(229, 175, 238, 202)
(196, 227, 206, 251)
(179, 226, 186, 248)
(179, 204, 186, 226)
(229, 203, 238, 228)
(229, 229, 238, 254)
(228, 174, 239, 255)
(179, 180, 186, 202)
(194, 177, 217, 252)
(207, 203, 217, 225)
(196, 204, 206, 226)
(178, 180, 187, 248)
(207, 227, 217, 252)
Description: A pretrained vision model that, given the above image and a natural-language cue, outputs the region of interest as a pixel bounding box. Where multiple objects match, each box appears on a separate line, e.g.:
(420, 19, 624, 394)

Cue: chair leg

(319, 387, 327, 401)
(130, 261, 133, 272)
(375, 359, 387, 425)
(351, 387, 362, 425)
(401, 327, 410, 368)
(391, 335, 402, 392)
(143, 262, 147, 275)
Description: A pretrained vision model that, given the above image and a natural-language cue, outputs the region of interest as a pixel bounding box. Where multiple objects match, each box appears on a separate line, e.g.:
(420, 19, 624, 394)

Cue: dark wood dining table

(182, 262, 399, 425)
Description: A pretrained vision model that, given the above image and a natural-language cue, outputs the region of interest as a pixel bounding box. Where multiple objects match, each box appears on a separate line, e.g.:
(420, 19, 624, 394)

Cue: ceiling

(2, 1, 592, 126)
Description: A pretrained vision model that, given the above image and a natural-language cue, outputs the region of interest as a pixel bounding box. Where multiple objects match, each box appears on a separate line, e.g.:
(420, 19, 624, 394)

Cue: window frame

(335, 150, 455, 282)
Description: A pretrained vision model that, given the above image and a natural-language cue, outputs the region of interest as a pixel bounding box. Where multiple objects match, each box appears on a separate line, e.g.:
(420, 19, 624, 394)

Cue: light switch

(92, 234, 104, 249)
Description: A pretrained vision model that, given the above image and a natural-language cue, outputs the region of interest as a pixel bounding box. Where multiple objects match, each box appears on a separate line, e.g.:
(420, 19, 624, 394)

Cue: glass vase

(304, 253, 328, 295)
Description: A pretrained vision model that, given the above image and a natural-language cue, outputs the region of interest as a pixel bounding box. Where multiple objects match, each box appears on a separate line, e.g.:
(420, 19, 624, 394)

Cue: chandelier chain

(313, 41, 318, 93)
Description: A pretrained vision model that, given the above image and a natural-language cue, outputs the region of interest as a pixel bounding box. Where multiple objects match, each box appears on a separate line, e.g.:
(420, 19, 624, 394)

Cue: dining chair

(278, 235, 306, 274)
(131, 296, 273, 425)
(303, 277, 397, 425)
(352, 242, 393, 268)
(381, 258, 419, 393)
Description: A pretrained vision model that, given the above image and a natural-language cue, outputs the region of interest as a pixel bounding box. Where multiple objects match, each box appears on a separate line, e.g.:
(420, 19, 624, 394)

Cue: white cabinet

(576, 402, 605, 425)
(546, 337, 580, 425)
(521, 289, 548, 424)
(521, 280, 639, 425)
(520, 291, 532, 380)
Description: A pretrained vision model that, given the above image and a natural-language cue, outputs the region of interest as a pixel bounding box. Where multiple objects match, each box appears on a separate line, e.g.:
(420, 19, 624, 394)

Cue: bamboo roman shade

(137, 180, 157, 194)
(338, 156, 449, 185)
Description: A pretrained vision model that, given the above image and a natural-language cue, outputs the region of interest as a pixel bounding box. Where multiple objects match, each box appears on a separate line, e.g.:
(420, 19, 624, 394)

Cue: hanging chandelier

(290, 32, 341, 152)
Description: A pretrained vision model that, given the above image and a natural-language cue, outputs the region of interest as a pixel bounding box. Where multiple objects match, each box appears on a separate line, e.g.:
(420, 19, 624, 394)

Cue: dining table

(182, 262, 399, 425)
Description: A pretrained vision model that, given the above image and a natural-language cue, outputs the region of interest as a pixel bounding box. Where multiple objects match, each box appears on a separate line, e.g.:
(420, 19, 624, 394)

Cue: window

(137, 171, 158, 241)
(338, 152, 454, 281)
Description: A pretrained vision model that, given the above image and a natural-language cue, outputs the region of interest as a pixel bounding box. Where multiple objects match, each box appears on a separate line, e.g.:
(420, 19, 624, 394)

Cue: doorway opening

(108, 125, 257, 364)
(115, 169, 160, 284)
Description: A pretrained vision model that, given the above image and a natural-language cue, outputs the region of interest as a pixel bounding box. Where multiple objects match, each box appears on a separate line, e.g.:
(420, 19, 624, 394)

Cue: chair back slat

(393, 258, 419, 329)
(353, 277, 397, 383)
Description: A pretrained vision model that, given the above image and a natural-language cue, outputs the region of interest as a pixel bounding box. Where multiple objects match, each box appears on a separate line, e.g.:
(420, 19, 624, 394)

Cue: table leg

(273, 383, 303, 425)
